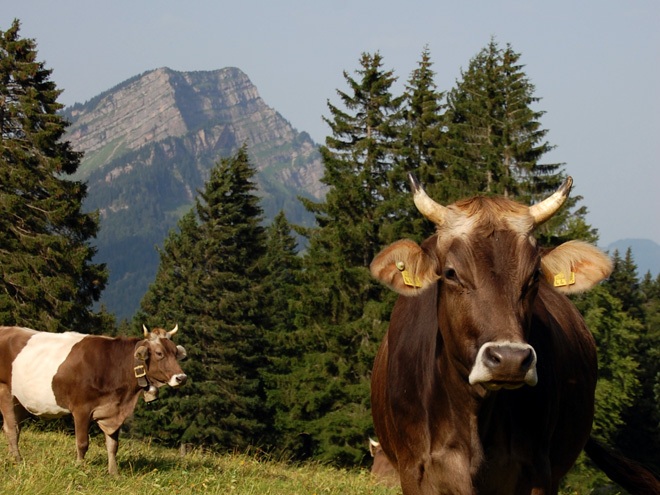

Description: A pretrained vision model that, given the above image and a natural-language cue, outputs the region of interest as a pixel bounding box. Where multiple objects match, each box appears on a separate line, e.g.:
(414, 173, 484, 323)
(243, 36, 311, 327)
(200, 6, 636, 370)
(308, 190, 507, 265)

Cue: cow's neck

(425, 355, 486, 479)
(101, 337, 152, 398)
(87, 337, 150, 435)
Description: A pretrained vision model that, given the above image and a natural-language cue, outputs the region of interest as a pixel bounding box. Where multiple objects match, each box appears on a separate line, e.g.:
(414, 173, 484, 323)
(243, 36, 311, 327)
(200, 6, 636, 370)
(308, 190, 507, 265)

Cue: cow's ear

(540, 240, 613, 294)
(176, 345, 187, 360)
(134, 345, 149, 361)
(371, 239, 439, 295)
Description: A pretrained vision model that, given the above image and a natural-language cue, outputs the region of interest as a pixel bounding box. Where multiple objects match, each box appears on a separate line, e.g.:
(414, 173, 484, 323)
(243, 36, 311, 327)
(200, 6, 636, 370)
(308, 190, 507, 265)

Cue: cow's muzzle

(168, 373, 188, 387)
(469, 342, 538, 390)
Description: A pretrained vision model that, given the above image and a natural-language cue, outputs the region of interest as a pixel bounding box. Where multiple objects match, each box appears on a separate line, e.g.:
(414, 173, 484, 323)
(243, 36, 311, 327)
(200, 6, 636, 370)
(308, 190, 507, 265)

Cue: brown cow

(370, 174, 660, 495)
(370, 437, 399, 486)
(0, 324, 187, 474)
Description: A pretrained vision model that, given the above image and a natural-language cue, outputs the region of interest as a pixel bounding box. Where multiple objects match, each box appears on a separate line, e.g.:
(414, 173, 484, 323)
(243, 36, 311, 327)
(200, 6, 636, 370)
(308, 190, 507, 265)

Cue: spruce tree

(608, 255, 660, 471)
(134, 145, 268, 451)
(565, 285, 644, 492)
(303, 51, 405, 269)
(393, 45, 447, 241)
(582, 286, 641, 440)
(647, 273, 660, 444)
(0, 19, 107, 333)
(285, 52, 404, 464)
(441, 39, 594, 244)
(260, 211, 304, 448)
(605, 248, 644, 319)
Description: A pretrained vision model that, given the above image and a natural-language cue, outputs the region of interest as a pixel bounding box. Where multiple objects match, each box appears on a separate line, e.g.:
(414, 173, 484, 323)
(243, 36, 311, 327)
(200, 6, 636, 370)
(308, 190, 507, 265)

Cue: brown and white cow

(370, 174, 660, 495)
(0, 324, 187, 474)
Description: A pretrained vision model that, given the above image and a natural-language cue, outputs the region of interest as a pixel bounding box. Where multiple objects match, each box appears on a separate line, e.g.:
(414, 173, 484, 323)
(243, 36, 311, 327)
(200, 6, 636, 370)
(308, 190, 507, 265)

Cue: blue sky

(6, 0, 660, 246)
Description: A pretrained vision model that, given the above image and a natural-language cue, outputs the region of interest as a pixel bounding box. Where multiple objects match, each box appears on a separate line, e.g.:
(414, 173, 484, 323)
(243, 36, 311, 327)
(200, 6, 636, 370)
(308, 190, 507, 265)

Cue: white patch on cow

(12, 332, 87, 417)
(468, 342, 538, 390)
(168, 374, 187, 387)
(443, 213, 476, 239)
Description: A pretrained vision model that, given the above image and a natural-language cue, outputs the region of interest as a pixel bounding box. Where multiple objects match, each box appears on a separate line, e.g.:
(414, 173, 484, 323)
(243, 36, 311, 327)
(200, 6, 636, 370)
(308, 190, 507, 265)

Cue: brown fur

(370, 191, 654, 495)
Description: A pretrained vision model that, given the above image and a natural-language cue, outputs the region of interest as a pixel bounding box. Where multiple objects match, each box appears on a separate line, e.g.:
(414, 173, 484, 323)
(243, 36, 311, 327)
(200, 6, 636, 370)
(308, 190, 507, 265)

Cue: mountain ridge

(63, 67, 326, 321)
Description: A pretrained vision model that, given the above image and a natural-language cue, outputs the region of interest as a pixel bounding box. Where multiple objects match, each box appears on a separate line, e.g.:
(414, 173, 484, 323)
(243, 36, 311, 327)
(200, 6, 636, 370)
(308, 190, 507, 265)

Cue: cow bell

(143, 385, 159, 403)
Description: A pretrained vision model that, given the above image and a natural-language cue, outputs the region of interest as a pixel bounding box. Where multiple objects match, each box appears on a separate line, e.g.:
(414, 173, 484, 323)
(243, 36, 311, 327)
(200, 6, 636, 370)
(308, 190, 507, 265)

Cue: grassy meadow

(0, 426, 401, 495)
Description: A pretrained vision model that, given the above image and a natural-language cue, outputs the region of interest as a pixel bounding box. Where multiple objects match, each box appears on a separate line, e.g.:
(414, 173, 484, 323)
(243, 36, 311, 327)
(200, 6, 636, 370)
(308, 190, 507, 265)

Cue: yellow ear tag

(396, 261, 422, 288)
(554, 272, 576, 287)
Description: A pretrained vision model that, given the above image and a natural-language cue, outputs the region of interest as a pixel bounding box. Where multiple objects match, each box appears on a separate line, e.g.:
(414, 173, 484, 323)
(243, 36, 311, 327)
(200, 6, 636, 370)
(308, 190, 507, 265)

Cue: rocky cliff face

(64, 67, 326, 321)
(66, 67, 325, 197)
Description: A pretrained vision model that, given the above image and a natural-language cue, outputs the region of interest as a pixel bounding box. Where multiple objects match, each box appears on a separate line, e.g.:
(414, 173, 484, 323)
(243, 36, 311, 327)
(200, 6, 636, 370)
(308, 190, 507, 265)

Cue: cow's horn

(168, 324, 179, 338)
(142, 324, 149, 338)
(409, 172, 448, 225)
(369, 437, 379, 457)
(529, 177, 573, 226)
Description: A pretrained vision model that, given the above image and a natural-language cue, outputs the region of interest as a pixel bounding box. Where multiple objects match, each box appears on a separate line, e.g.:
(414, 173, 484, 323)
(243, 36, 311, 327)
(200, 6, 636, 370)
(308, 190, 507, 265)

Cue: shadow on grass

(79, 443, 220, 477)
(121, 454, 218, 475)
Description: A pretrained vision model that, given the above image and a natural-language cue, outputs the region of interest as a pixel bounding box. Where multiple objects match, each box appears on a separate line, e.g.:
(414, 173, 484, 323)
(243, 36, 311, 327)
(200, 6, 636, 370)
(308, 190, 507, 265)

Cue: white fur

(168, 374, 187, 387)
(12, 332, 87, 417)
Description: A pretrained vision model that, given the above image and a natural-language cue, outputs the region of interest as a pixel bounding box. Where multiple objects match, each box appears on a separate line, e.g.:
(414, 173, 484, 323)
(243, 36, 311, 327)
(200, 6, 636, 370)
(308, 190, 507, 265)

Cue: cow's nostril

(485, 347, 502, 366)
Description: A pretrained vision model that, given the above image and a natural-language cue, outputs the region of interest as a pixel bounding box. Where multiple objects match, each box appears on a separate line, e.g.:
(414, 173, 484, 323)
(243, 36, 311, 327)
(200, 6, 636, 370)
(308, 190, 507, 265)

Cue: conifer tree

(607, 255, 660, 471)
(441, 39, 594, 244)
(0, 20, 107, 332)
(646, 273, 660, 440)
(401, 46, 444, 176)
(303, 51, 404, 269)
(392, 46, 447, 241)
(286, 52, 404, 464)
(563, 284, 643, 492)
(605, 248, 644, 319)
(580, 286, 641, 441)
(260, 211, 302, 343)
(134, 145, 268, 451)
(260, 211, 305, 447)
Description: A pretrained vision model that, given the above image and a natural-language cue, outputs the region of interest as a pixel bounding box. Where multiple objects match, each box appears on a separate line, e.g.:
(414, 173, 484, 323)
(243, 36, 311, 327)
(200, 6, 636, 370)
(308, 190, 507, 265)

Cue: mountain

(605, 239, 660, 278)
(63, 67, 326, 321)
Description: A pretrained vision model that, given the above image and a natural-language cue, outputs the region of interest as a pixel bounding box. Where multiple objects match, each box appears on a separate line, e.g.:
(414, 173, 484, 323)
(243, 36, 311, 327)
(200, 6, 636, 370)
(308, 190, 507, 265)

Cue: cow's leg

(0, 384, 24, 461)
(105, 430, 120, 475)
(72, 410, 91, 465)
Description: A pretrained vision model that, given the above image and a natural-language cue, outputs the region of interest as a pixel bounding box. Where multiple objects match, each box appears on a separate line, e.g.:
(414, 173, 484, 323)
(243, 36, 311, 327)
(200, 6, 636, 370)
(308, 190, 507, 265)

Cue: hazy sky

(7, 0, 660, 246)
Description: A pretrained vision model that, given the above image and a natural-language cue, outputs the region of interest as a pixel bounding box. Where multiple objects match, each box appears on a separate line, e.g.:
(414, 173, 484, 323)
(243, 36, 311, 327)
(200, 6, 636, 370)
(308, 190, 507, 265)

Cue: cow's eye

(155, 350, 164, 359)
(444, 268, 459, 283)
(525, 267, 542, 292)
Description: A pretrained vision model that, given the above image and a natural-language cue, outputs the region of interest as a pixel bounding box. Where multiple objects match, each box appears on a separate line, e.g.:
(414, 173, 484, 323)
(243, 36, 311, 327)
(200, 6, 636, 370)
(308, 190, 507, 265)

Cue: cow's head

(369, 438, 398, 482)
(371, 174, 612, 392)
(134, 325, 187, 397)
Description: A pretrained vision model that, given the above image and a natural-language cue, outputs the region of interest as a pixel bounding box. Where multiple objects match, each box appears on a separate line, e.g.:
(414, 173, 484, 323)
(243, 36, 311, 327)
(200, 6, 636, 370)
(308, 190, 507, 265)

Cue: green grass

(0, 427, 401, 495)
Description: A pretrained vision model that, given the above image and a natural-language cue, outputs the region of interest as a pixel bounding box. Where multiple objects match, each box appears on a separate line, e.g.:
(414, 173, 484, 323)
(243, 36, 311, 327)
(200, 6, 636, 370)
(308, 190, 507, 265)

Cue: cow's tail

(584, 436, 660, 495)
